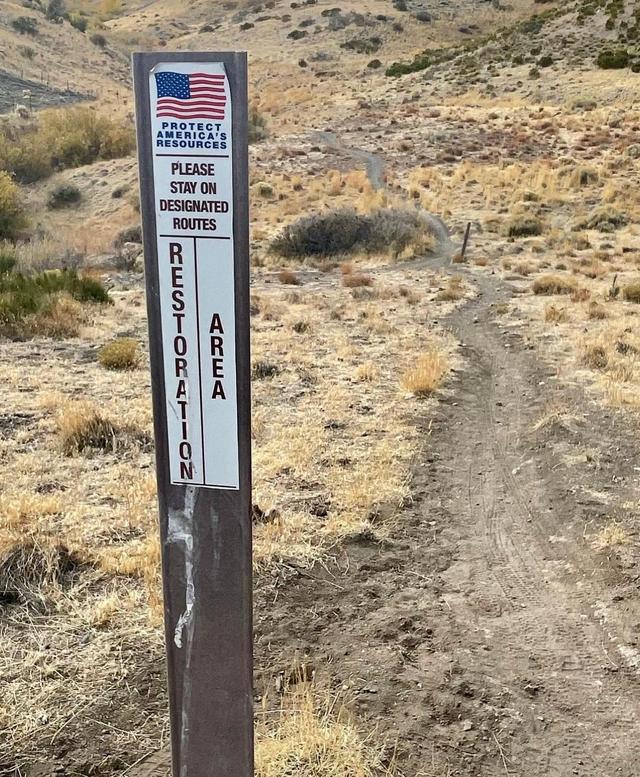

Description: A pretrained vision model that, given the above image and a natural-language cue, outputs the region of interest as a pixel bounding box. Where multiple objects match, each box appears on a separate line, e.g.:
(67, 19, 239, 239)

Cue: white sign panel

(149, 62, 239, 489)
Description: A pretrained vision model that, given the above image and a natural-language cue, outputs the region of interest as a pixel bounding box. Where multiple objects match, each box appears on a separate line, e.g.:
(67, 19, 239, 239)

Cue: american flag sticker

(155, 71, 227, 120)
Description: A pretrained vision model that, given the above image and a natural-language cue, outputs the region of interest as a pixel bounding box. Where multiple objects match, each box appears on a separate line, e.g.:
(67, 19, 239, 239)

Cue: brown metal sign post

(132, 52, 253, 777)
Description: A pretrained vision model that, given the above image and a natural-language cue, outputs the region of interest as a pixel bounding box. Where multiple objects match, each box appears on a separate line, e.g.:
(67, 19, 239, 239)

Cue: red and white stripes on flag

(156, 72, 227, 121)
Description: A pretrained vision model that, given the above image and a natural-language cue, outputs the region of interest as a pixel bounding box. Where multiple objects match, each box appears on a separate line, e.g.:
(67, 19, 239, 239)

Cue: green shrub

(538, 54, 553, 67)
(341, 37, 381, 54)
(252, 361, 279, 379)
(18, 45, 35, 60)
(45, 0, 66, 21)
(386, 46, 458, 76)
(98, 337, 140, 370)
(271, 208, 433, 259)
(11, 17, 38, 35)
(68, 13, 88, 32)
(0, 267, 111, 338)
(0, 173, 27, 241)
(249, 107, 267, 144)
(114, 225, 142, 247)
(518, 14, 549, 34)
(90, 33, 107, 47)
(0, 250, 17, 275)
(47, 183, 82, 209)
(597, 49, 630, 69)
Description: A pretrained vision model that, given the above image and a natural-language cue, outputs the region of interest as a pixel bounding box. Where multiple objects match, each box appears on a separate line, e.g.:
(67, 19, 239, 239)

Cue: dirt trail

(256, 268, 640, 776)
(311, 130, 456, 261)
(134, 139, 640, 777)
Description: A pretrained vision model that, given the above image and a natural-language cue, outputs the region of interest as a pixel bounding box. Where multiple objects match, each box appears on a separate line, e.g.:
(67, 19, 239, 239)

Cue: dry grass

(532, 404, 582, 433)
(401, 347, 449, 397)
(98, 337, 140, 370)
(55, 401, 149, 455)
(355, 362, 378, 382)
(256, 687, 394, 777)
(587, 301, 608, 320)
(435, 276, 464, 302)
(343, 273, 373, 288)
(544, 304, 569, 323)
(0, 538, 80, 609)
(582, 343, 609, 370)
(532, 275, 578, 295)
(278, 269, 301, 285)
(591, 521, 632, 550)
(25, 293, 85, 338)
(623, 281, 640, 303)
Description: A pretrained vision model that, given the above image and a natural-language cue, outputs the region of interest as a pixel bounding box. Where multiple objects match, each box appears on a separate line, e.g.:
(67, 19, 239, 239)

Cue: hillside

(2, 1, 640, 777)
(0, 1, 129, 110)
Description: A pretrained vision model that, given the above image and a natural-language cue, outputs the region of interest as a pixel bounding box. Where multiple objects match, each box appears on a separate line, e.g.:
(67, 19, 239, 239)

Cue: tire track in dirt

(257, 132, 640, 774)
(432, 273, 640, 775)
(134, 138, 640, 777)
(256, 266, 640, 777)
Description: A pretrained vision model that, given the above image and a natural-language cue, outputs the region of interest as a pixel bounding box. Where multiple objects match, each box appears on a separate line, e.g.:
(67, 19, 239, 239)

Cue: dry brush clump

(0, 539, 82, 611)
(532, 274, 578, 295)
(271, 208, 435, 261)
(401, 346, 449, 397)
(56, 402, 151, 456)
(0, 107, 135, 184)
(435, 276, 465, 301)
(544, 303, 569, 323)
(505, 215, 543, 238)
(256, 687, 394, 777)
(623, 280, 640, 303)
(278, 269, 301, 285)
(98, 337, 141, 370)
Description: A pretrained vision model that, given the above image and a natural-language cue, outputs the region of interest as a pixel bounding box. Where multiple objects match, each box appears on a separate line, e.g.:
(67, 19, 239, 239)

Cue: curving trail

(311, 129, 457, 265)
(133, 135, 640, 777)
(254, 138, 640, 776)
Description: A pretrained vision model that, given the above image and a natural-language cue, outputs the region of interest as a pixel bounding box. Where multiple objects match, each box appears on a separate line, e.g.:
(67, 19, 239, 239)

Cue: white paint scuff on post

(168, 485, 197, 649)
(167, 485, 198, 777)
(149, 62, 240, 490)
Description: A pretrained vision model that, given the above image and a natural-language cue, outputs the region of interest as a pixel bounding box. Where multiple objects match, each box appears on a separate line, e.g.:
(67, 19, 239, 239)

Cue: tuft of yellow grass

(591, 521, 632, 550)
(256, 687, 394, 777)
(401, 347, 448, 397)
(435, 276, 464, 302)
(544, 303, 569, 323)
(55, 401, 148, 455)
(355, 362, 378, 382)
(98, 337, 140, 370)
